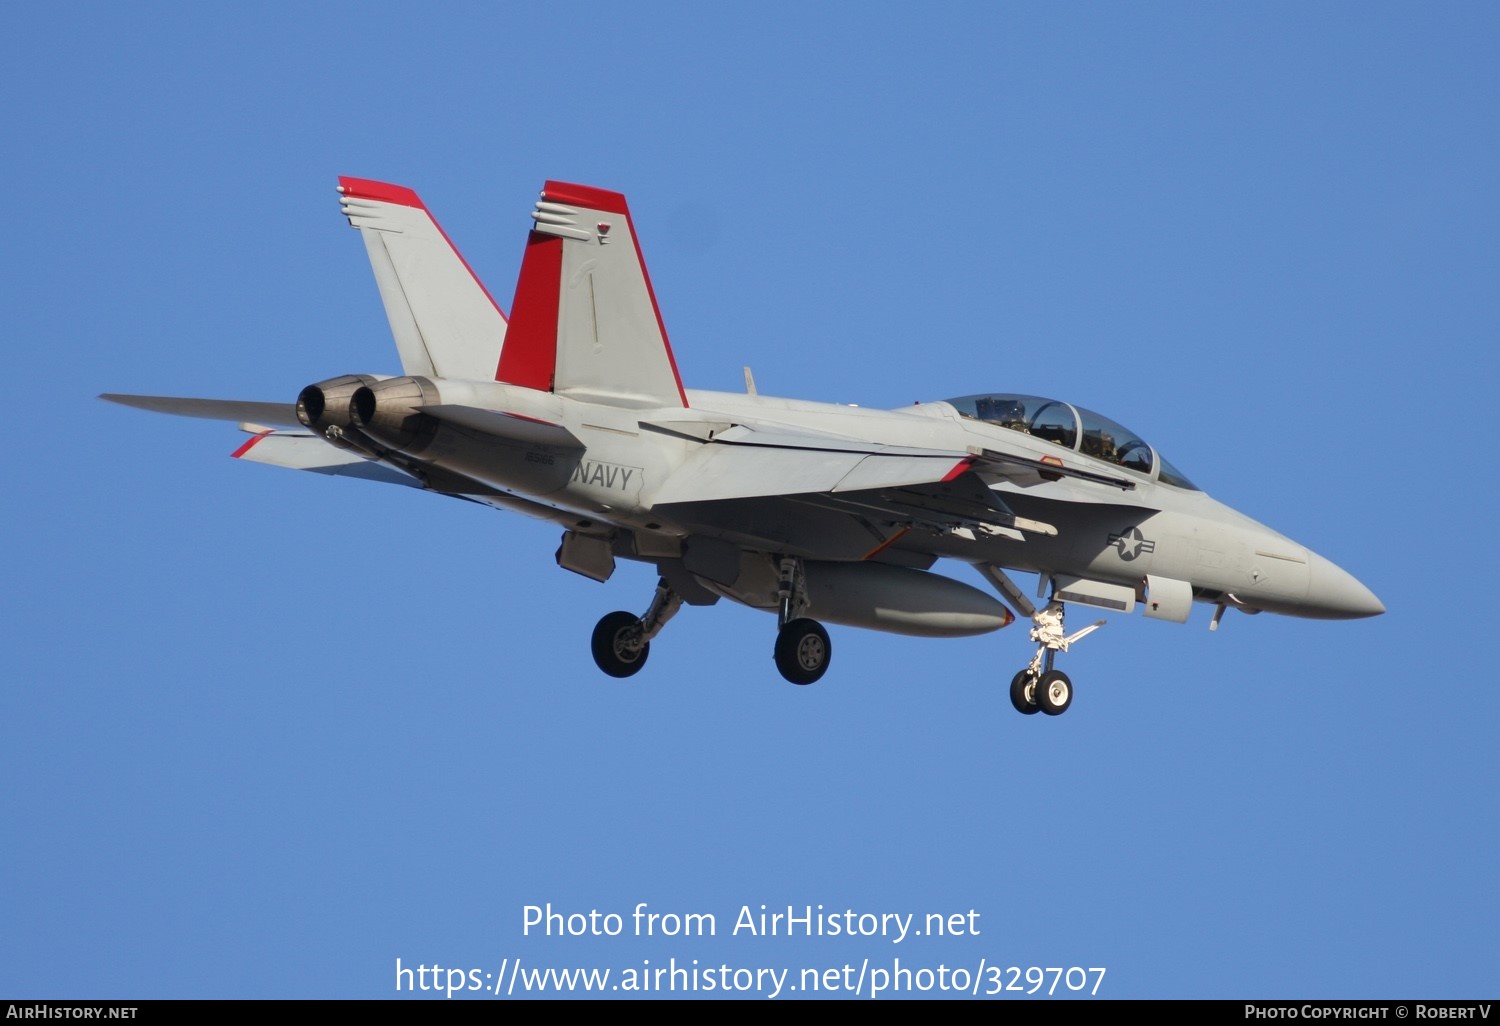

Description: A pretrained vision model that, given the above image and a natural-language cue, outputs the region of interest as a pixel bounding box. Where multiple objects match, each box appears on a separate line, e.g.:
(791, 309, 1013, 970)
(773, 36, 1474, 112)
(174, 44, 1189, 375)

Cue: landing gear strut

(772, 556, 830, 685)
(1006, 601, 1101, 716)
(589, 578, 683, 678)
(979, 566, 1104, 717)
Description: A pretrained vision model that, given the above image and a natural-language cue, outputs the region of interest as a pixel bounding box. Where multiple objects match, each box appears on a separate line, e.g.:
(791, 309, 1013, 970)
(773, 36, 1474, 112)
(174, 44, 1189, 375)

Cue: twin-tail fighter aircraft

(104, 177, 1384, 716)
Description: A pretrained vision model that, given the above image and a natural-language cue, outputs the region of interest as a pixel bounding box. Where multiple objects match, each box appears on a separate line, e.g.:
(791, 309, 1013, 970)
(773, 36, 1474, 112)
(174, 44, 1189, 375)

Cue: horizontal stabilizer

(338, 177, 508, 382)
(101, 393, 302, 428)
(232, 432, 420, 488)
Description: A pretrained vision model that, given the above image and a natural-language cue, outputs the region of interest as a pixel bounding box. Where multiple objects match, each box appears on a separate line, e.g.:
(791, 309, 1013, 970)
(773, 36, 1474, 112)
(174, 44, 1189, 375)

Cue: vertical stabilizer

(338, 177, 508, 382)
(498, 182, 688, 408)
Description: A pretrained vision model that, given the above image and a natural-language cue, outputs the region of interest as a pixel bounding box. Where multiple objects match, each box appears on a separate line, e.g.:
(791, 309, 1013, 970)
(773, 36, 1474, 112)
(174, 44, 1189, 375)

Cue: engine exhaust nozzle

(349, 376, 441, 454)
(295, 374, 381, 432)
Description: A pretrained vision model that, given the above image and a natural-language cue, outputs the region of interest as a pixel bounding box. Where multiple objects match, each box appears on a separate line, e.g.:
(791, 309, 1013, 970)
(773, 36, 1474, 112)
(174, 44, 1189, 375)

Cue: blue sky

(4, 2, 1497, 999)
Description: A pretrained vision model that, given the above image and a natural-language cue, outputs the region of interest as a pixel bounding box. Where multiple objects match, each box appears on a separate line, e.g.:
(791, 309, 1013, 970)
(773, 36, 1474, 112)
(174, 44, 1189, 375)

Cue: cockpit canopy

(945, 393, 1198, 489)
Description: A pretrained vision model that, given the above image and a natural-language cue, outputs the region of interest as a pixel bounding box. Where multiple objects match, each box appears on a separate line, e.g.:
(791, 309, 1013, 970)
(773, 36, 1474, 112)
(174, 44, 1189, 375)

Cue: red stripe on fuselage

(496, 231, 562, 390)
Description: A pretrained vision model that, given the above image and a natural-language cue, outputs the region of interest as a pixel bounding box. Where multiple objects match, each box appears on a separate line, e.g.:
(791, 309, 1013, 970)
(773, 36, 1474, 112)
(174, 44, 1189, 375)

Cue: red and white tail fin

(498, 182, 688, 408)
(338, 177, 508, 382)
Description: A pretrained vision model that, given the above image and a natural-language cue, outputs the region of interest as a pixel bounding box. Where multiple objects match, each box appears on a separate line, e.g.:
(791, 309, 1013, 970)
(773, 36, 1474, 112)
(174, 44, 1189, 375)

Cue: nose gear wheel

(980, 567, 1107, 717)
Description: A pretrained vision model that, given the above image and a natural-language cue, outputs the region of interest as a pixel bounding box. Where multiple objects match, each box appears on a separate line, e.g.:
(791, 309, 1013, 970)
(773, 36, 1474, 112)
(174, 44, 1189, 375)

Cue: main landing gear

(590, 557, 833, 686)
(590, 577, 683, 678)
(772, 556, 830, 685)
(977, 565, 1104, 718)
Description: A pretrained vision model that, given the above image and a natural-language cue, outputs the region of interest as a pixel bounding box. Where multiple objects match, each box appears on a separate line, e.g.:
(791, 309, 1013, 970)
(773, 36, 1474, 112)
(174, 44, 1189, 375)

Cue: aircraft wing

(648, 423, 974, 504)
(647, 423, 1082, 545)
(648, 420, 1158, 558)
(651, 421, 1133, 501)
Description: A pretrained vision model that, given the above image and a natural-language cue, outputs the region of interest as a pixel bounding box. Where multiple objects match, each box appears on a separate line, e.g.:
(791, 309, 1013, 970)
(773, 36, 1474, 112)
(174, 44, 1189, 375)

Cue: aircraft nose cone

(1304, 552, 1385, 619)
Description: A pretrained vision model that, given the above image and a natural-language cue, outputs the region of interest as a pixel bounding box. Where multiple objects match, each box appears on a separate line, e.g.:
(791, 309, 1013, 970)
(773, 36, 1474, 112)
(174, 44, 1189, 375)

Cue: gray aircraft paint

(101, 176, 1383, 710)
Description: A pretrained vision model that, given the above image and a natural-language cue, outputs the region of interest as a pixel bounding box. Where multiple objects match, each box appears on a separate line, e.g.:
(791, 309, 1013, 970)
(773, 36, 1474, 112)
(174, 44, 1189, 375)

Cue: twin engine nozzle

(295, 374, 378, 434)
(296, 374, 440, 454)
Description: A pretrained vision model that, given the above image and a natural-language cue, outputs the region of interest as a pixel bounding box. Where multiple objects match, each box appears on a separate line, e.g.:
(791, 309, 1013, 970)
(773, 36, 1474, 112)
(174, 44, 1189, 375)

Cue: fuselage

(344, 376, 1383, 624)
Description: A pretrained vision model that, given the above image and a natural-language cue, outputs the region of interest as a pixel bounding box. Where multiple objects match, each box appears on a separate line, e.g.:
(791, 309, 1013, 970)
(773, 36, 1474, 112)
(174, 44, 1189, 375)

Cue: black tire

(591, 611, 649, 678)
(774, 618, 831, 685)
(1009, 669, 1040, 715)
(1036, 669, 1073, 716)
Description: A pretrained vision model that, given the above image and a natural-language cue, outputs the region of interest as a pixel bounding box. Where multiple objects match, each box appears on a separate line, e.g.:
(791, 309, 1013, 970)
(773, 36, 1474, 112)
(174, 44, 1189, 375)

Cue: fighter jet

(103, 177, 1384, 716)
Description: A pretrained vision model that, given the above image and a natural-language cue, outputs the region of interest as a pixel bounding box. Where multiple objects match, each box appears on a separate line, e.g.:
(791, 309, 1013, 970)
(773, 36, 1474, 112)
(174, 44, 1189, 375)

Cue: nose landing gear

(980, 565, 1103, 717)
(1005, 601, 1102, 716)
(1013, 668, 1072, 715)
